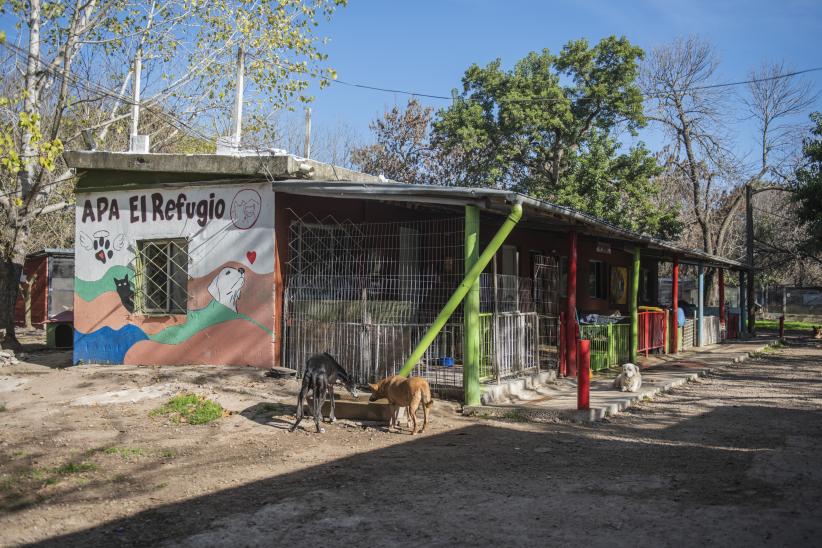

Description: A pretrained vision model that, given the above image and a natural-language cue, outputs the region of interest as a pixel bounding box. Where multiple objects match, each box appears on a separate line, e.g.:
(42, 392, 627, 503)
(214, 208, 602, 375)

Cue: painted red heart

(246, 251, 256, 264)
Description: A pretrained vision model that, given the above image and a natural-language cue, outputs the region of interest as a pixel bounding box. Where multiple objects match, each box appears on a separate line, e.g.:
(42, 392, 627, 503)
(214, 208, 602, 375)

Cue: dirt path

(1, 337, 821, 547)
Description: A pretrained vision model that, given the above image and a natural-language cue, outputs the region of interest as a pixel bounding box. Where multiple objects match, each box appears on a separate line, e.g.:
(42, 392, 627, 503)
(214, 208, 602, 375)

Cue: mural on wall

(73, 183, 275, 367)
(611, 266, 628, 305)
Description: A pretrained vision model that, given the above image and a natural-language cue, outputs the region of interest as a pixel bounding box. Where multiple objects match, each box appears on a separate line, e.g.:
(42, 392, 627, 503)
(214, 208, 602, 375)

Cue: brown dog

(813, 326, 822, 339)
(369, 375, 433, 434)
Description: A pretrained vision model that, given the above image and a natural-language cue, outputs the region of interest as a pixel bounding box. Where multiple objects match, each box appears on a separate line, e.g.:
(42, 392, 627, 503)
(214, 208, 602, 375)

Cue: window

(588, 260, 607, 300)
(640, 268, 651, 302)
(135, 239, 189, 314)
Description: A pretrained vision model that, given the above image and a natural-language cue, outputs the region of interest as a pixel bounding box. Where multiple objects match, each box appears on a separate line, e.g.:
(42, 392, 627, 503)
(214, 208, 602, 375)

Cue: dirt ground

(1, 331, 821, 547)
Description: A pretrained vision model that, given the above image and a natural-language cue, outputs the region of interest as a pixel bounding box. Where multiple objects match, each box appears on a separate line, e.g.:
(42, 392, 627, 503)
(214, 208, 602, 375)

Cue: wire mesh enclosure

(282, 212, 560, 394)
(579, 323, 630, 371)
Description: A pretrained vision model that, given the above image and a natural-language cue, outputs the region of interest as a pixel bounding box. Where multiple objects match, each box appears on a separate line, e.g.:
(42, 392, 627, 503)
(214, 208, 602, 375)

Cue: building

(64, 151, 749, 402)
(14, 248, 75, 348)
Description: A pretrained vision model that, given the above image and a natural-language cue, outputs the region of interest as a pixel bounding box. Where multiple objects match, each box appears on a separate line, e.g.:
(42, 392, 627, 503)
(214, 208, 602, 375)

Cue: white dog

(613, 363, 642, 392)
(208, 266, 246, 312)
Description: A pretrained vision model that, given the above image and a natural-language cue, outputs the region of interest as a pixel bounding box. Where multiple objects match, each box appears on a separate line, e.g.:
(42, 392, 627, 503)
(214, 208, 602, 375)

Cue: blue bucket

(438, 356, 455, 367)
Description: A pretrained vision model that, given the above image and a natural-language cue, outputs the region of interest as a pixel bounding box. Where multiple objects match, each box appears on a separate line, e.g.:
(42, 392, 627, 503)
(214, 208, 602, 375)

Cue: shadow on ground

(25, 403, 822, 548)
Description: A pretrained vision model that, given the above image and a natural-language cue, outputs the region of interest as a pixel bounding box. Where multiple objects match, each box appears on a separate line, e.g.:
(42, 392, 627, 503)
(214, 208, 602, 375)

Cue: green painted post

(630, 246, 640, 363)
(464, 205, 481, 406)
(397, 203, 523, 381)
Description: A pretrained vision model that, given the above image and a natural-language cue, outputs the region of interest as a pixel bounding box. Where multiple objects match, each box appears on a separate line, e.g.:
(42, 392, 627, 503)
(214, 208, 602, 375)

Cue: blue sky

(302, 0, 822, 160)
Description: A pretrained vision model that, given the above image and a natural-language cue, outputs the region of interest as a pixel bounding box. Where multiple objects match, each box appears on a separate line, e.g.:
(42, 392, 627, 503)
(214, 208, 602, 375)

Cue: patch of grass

(53, 461, 97, 475)
(756, 319, 817, 330)
(111, 474, 129, 483)
(158, 450, 175, 459)
(0, 404, 6, 412)
(150, 393, 226, 425)
(103, 446, 145, 459)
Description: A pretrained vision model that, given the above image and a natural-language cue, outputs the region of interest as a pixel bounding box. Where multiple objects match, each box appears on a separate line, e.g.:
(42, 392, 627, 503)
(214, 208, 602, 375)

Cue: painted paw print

(78, 230, 125, 265)
(93, 234, 113, 264)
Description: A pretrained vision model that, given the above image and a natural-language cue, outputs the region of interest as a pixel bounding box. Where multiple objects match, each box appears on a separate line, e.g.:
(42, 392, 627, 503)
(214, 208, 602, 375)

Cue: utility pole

(231, 45, 245, 148)
(746, 183, 755, 334)
(130, 47, 142, 137)
(304, 107, 311, 158)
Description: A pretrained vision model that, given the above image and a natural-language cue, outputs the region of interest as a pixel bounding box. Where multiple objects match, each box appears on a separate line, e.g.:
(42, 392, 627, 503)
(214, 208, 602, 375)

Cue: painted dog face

(208, 266, 245, 312)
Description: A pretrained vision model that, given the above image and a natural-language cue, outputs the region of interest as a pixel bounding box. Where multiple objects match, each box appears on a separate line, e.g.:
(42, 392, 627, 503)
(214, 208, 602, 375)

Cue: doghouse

(14, 248, 75, 348)
(63, 150, 749, 401)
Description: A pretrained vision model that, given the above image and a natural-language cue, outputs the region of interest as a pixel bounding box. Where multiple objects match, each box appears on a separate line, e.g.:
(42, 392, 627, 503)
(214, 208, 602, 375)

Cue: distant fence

(759, 286, 822, 317)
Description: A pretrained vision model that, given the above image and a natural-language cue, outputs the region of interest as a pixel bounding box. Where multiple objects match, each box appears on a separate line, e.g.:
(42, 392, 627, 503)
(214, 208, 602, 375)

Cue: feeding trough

(307, 392, 393, 422)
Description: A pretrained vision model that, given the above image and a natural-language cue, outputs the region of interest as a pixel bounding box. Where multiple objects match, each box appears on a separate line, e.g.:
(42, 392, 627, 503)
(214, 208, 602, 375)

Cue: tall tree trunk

(4, 0, 42, 350)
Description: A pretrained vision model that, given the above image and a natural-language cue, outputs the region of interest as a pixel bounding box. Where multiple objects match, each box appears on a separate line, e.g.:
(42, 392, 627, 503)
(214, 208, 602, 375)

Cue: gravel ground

(1, 334, 821, 547)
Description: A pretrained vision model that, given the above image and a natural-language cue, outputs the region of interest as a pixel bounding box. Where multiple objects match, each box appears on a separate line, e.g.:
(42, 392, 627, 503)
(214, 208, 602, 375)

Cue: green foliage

(755, 319, 817, 330)
(103, 446, 145, 459)
(431, 36, 678, 238)
(793, 112, 822, 254)
(150, 393, 226, 425)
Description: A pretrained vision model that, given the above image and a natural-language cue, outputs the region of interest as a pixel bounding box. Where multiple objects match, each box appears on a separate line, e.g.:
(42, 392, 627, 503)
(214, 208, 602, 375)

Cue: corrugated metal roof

(270, 180, 747, 270)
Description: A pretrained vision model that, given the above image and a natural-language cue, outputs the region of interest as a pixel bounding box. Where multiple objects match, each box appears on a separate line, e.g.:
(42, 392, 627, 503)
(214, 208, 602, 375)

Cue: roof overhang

(271, 181, 748, 271)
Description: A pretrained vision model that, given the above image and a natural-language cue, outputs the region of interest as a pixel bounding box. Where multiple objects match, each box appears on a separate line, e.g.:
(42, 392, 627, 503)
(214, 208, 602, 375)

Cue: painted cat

(114, 275, 134, 313)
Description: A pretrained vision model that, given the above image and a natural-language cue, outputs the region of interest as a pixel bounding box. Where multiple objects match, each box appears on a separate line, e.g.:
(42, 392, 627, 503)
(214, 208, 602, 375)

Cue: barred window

(135, 239, 189, 314)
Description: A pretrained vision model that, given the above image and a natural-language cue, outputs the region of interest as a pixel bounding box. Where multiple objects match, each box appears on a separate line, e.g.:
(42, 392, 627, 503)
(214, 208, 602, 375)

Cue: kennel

(281, 212, 560, 395)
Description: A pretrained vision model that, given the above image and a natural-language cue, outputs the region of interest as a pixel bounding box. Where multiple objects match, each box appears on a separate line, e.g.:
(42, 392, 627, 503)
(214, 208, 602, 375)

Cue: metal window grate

(135, 239, 189, 314)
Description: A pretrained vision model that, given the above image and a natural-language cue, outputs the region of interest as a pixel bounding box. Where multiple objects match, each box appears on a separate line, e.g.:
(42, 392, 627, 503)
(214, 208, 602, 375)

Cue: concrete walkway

(464, 337, 776, 422)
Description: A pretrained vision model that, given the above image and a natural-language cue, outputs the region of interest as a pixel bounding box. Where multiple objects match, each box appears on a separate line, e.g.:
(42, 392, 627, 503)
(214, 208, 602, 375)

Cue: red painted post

(663, 310, 668, 354)
(671, 259, 679, 354)
(558, 312, 566, 376)
(566, 230, 578, 377)
(718, 268, 726, 325)
(644, 313, 650, 357)
(779, 315, 785, 339)
(578, 339, 590, 410)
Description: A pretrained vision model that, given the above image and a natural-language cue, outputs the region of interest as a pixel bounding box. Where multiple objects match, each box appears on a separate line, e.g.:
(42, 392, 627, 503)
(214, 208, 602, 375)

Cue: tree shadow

(24, 404, 822, 547)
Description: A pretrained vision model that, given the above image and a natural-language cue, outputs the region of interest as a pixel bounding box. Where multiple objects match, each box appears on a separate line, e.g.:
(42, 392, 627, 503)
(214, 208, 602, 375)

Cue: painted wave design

(74, 324, 149, 365)
(148, 301, 271, 345)
(75, 265, 133, 302)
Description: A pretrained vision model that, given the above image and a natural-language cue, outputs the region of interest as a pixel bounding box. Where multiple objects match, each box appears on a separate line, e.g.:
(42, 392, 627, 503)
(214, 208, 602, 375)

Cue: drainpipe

(629, 247, 640, 363)
(397, 203, 523, 402)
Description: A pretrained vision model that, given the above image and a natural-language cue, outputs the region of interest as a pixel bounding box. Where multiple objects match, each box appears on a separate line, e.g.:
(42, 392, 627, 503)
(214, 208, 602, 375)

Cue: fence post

(630, 247, 640, 363)
(779, 315, 785, 339)
(578, 339, 590, 410)
(463, 205, 481, 406)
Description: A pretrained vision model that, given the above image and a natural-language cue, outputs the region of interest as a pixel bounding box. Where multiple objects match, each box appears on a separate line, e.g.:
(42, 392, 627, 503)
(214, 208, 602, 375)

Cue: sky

(299, 0, 822, 162)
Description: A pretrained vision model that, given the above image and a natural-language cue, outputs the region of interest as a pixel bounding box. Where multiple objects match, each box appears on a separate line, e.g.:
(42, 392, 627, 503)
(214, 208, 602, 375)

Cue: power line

(331, 66, 822, 104)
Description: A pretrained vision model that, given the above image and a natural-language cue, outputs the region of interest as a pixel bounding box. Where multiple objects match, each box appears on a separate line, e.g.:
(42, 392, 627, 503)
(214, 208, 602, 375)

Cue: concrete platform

(464, 338, 777, 423)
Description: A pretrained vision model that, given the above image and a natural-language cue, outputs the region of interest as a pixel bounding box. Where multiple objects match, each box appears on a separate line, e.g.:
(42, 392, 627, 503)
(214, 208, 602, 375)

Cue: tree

(642, 37, 816, 304)
(351, 98, 463, 185)
(0, 0, 346, 349)
(430, 36, 677, 236)
(793, 113, 822, 257)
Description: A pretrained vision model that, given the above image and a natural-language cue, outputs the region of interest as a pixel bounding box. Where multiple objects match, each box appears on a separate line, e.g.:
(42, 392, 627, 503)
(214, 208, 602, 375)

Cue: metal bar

(463, 205, 481, 406)
(565, 230, 578, 377)
(671, 258, 679, 354)
(698, 265, 704, 346)
(630, 247, 640, 363)
(398, 202, 523, 380)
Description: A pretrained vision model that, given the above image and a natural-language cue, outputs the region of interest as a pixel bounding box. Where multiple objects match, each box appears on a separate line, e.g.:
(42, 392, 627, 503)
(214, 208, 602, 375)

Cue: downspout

(397, 202, 524, 384)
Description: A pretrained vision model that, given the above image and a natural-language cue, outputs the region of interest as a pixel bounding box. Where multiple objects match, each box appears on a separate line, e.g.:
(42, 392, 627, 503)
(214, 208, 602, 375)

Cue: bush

(150, 393, 226, 425)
